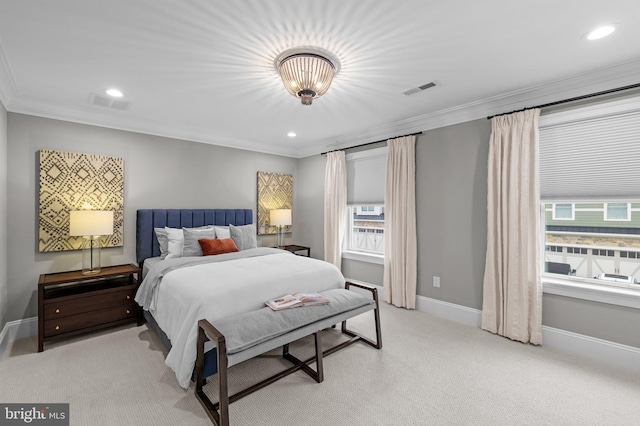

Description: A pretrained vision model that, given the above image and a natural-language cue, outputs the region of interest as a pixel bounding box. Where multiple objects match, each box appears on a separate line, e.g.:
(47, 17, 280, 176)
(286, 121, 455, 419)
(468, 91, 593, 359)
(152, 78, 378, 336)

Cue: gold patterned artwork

(257, 171, 292, 235)
(39, 150, 124, 252)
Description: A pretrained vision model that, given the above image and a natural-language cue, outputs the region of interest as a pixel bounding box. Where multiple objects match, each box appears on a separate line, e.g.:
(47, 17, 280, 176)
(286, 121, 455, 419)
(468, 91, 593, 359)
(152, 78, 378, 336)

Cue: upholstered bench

(195, 282, 382, 426)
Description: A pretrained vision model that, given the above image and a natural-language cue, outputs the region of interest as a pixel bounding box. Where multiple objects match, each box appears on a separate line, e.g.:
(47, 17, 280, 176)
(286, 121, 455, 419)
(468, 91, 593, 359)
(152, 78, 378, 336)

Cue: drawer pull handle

(126, 295, 130, 300)
(55, 325, 60, 330)
(126, 310, 130, 314)
(55, 308, 60, 314)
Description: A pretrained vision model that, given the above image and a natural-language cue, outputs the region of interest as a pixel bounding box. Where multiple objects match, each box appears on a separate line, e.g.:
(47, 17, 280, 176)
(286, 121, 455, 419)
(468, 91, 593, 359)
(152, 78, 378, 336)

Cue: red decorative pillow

(198, 238, 239, 256)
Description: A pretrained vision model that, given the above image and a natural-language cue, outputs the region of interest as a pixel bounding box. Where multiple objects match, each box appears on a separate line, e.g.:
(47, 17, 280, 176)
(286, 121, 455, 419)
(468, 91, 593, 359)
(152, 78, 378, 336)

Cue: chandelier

(277, 49, 338, 106)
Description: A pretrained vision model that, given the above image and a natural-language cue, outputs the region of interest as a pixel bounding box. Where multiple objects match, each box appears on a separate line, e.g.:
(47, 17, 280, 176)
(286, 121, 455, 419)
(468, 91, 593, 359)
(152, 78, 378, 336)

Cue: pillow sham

(165, 227, 184, 259)
(214, 226, 231, 239)
(183, 227, 215, 257)
(154, 227, 169, 259)
(199, 238, 239, 256)
(162, 225, 214, 259)
(229, 223, 257, 250)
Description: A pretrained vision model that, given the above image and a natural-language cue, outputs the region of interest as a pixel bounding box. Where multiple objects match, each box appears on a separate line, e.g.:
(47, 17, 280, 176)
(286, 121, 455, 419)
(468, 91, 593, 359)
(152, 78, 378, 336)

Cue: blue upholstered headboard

(136, 209, 253, 266)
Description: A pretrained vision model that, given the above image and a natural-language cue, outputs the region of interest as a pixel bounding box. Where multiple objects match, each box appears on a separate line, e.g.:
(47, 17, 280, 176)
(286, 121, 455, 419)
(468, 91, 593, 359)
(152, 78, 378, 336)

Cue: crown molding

(296, 58, 640, 158)
(8, 95, 301, 157)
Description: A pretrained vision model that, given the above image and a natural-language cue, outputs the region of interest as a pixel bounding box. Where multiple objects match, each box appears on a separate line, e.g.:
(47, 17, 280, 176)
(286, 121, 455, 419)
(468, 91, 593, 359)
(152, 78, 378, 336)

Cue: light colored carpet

(1, 303, 640, 426)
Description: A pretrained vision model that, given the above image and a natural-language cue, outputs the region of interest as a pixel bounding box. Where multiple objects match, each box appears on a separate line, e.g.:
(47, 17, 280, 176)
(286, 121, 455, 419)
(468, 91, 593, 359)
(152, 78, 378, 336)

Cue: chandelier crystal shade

(278, 53, 336, 105)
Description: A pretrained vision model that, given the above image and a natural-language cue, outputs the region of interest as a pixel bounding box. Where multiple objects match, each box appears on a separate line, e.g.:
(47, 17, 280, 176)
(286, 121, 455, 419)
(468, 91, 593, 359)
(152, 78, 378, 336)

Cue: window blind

(346, 146, 387, 204)
(539, 97, 640, 201)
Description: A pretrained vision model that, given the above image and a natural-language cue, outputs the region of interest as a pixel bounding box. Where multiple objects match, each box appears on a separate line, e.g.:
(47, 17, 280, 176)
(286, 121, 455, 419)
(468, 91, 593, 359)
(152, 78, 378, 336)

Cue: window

(539, 96, 640, 296)
(553, 203, 574, 220)
(592, 249, 615, 257)
(567, 247, 587, 254)
(344, 147, 386, 260)
(605, 203, 630, 221)
(346, 205, 384, 255)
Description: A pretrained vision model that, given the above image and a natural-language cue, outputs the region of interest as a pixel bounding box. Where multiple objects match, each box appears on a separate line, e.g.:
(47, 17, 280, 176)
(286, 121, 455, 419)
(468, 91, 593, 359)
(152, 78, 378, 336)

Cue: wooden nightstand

(38, 264, 142, 352)
(281, 244, 311, 257)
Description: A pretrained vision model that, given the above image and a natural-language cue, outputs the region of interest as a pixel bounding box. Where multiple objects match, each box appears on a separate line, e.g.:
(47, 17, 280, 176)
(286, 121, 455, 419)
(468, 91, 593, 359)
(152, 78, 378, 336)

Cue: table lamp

(270, 209, 291, 249)
(69, 210, 114, 274)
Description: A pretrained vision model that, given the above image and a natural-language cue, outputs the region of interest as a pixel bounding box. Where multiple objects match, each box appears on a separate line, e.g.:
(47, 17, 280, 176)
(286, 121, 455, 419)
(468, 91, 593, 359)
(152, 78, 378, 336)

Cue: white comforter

(135, 248, 345, 388)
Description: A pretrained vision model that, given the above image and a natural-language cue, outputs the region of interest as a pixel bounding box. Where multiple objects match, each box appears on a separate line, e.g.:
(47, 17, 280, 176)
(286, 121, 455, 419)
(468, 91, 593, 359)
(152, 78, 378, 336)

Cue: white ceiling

(0, 0, 639, 157)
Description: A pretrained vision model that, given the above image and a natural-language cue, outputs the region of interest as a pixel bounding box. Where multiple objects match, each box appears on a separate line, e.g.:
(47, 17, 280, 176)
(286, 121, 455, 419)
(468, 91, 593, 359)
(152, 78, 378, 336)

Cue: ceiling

(0, 0, 639, 158)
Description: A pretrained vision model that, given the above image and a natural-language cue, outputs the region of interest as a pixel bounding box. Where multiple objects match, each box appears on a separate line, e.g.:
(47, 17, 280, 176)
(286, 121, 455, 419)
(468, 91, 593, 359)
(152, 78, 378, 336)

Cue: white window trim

(543, 275, 640, 310)
(552, 203, 574, 220)
(342, 250, 384, 265)
(604, 202, 631, 221)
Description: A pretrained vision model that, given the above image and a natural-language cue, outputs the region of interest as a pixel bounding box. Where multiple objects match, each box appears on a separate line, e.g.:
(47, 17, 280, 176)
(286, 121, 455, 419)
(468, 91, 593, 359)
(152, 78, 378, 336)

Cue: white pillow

(229, 223, 258, 250)
(182, 226, 215, 257)
(165, 227, 184, 259)
(214, 226, 231, 239)
(154, 227, 169, 259)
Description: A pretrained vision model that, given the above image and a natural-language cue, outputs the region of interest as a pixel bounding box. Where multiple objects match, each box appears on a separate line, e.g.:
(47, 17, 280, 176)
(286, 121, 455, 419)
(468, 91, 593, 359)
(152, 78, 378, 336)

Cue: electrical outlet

(433, 276, 440, 288)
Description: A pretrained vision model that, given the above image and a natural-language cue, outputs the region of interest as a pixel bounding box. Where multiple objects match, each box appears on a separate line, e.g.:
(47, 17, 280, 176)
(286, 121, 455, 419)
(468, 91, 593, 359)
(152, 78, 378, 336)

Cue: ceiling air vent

(89, 93, 131, 111)
(403, 82, 436, 96)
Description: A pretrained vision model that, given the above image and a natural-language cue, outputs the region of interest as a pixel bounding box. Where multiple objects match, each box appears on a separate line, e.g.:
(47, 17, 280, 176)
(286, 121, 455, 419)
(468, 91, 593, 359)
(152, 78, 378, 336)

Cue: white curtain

(383, 135, 417, 309)
(324, 151, 347, 270)
(482, 109, 542, 345)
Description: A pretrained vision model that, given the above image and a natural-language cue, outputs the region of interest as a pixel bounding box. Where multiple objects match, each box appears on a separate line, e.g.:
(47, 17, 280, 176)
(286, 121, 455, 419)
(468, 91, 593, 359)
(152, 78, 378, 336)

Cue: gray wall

(0, 101, 7, 330)
(295, 154, 325, 259)
(543, 294, 640, 347)
(6, 113, 298, 322)
(416, 120, 490, 309)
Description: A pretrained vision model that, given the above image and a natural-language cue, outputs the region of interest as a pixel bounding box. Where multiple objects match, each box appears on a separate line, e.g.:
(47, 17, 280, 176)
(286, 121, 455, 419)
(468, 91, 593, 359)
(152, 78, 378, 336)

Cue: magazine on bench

(266, 292, 330, 311)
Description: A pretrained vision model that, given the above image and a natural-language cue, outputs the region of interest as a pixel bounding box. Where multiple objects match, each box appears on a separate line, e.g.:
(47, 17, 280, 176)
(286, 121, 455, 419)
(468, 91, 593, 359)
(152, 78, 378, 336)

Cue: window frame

(538, 96, 640, 309)
(552, 203, 574, 220)
(604, 202, 631, 221)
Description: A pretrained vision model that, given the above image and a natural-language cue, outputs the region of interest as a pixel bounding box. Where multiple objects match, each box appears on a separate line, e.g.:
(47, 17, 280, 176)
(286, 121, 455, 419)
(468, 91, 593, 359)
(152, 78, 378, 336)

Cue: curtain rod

(486, 82, 640, 120)
(320, 132, 422, 156)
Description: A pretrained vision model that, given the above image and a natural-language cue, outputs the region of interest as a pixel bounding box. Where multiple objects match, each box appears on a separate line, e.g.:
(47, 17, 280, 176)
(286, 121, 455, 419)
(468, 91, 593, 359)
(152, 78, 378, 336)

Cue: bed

(134, 209, 347, 388)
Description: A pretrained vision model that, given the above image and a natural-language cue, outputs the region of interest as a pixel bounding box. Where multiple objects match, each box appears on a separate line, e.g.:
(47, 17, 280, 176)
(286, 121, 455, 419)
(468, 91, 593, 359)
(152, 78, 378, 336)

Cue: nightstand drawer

(43, 286, 137, 319)
(43, 304, 138, 337)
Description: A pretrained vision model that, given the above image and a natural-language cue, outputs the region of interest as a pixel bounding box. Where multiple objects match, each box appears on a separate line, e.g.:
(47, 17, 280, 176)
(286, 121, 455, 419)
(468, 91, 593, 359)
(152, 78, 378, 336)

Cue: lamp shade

(270, 209, 292, 227)
(69, 210, 114, 237)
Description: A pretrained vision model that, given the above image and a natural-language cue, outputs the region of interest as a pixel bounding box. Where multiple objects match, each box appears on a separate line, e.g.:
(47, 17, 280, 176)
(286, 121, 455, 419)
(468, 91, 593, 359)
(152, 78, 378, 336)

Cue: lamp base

(277, 226, 285, 249)
(81, 236, 102, 275)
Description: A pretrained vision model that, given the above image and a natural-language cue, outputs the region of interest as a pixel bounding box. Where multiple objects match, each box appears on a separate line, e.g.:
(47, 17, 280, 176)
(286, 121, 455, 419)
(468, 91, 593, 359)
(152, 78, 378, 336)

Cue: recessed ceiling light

(287, 132, 297, 138)
(585, 25, 617, 40)
(106, 88, 123, 98)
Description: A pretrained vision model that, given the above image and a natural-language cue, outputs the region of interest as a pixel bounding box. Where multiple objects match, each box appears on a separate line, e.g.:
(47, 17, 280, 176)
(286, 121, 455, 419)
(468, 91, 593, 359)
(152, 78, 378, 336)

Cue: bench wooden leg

(282, 331, 324, 383)
(196, 319, 229, 426)
(343, 281, 383, 349)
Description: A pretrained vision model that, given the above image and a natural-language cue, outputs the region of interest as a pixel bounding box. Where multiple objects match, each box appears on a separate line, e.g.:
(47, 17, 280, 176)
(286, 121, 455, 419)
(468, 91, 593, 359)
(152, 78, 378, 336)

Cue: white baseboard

(0, 316, 37, 359)
(345, 278, 640, 374)
(541, 326, 640, 373)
